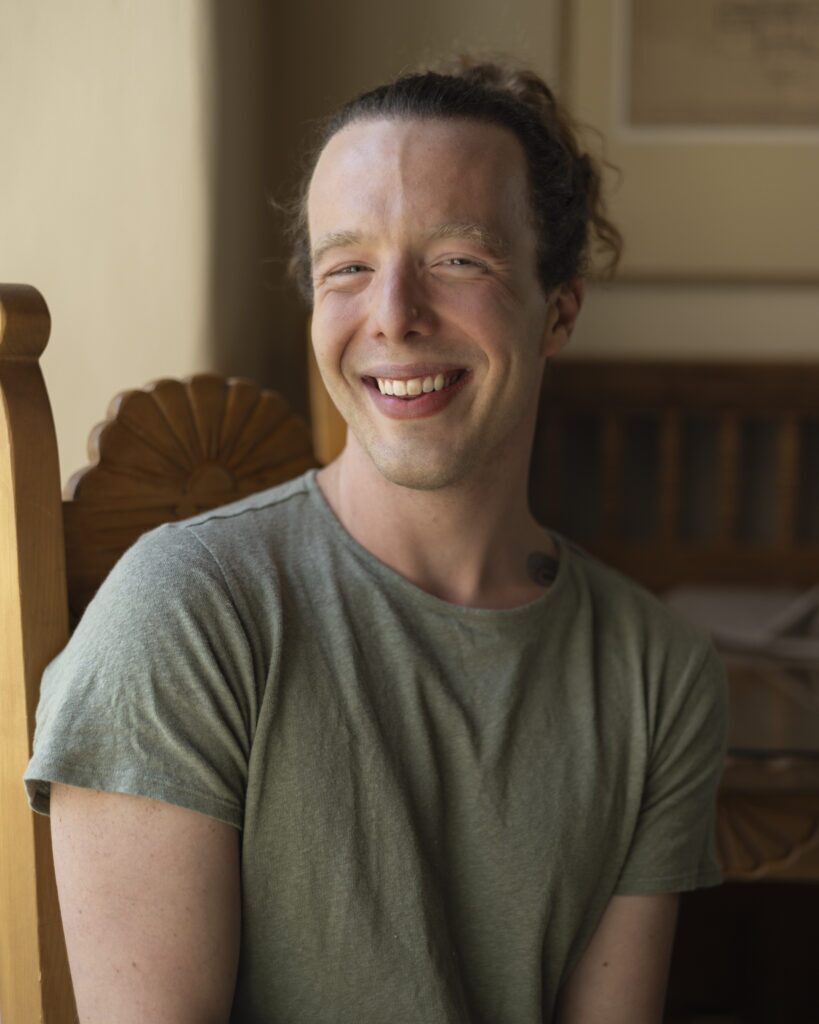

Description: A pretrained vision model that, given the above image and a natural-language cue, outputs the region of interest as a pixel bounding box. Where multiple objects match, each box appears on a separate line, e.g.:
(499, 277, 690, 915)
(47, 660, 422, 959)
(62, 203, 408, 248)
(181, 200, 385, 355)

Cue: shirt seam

(163, 480, 309, 528)
(26, 757, 243, 816)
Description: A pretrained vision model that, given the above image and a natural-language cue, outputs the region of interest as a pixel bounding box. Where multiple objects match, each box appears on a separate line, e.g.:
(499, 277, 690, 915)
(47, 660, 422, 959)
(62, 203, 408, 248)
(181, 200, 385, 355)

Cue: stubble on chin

(354, 427, 485, 492)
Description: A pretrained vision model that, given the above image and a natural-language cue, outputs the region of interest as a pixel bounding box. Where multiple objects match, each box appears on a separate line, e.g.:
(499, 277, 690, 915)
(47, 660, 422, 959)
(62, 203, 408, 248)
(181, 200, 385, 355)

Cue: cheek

(312, 303, 359, 371)
(313, 296, 354, 334)
(438, 291, 521, 361)
(452, 289, 532, 357)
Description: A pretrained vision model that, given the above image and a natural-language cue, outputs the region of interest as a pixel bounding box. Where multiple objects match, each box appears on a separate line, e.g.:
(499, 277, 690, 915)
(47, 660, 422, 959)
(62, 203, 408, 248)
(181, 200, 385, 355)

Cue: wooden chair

(1, 283, 318, 1022)
(3, 282, 818, 1019)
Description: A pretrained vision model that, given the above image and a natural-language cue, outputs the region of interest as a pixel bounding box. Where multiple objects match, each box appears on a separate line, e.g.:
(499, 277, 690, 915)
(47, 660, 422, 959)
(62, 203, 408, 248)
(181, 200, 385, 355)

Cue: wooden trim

(776, 415, 800, 546)
(543, 360, 819, 412)
(658, 410, 680, 541)
(600, 413, 623, 540)
(717, 412, 739, 543)
(579, 541, 819, 590)
(0, 285, 78, 1023)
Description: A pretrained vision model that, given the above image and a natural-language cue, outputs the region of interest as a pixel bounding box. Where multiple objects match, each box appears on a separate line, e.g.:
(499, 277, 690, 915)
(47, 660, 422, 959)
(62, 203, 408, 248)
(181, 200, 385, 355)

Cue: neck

(315, 439, 557, 610)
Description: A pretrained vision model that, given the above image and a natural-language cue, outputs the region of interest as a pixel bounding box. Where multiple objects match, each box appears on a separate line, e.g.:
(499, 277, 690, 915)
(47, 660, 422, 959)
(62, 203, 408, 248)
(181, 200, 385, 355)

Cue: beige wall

(574, 281, 819, 360)
(2, 0, 816, 484)
(0, 1, 216, 483)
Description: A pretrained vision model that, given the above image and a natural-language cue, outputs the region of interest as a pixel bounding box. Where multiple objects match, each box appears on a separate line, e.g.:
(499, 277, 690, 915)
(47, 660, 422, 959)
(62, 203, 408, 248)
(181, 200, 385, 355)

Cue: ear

(540, 275, 585, 358)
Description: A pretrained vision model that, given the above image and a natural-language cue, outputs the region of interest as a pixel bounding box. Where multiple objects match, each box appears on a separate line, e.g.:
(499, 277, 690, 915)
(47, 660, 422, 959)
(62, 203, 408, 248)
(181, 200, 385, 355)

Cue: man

(25, 58, 728, 1023)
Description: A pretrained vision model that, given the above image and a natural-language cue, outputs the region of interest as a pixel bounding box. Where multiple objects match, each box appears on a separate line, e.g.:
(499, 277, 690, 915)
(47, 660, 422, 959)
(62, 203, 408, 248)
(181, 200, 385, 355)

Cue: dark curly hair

(276, 52, 622, 305)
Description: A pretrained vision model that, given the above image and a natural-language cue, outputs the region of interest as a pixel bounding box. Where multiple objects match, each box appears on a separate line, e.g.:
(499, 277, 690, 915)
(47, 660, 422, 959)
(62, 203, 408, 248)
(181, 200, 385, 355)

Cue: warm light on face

(306, 116, 556, 492)
(311, 222, 513, 276)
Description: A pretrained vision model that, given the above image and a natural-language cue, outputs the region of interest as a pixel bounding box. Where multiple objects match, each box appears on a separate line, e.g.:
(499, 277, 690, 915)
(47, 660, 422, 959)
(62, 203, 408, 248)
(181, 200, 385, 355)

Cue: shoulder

(558, 534, 720, 682)
(83, 473, 316, 627)
(166, 471, 314, 533)
(558, 537, 729, 779)
(112, 471, 317, 589)
(561, 535, 705, 638)
(153, 470, 317, 567)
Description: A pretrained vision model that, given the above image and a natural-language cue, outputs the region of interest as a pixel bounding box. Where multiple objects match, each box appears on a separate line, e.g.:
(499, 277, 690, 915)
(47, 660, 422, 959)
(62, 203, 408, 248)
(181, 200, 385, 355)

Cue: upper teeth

(377, 372, 460, 396)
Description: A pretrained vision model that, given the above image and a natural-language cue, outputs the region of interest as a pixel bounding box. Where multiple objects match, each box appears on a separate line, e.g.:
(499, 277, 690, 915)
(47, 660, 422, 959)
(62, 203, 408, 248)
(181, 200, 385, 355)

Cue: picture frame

(558, 0, 819, 283)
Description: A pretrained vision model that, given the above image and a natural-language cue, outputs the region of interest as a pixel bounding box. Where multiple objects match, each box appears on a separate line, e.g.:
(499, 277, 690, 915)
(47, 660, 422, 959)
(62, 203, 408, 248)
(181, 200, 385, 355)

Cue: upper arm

(50, 782, 241, 1024)
(557, 893, 679, 1024)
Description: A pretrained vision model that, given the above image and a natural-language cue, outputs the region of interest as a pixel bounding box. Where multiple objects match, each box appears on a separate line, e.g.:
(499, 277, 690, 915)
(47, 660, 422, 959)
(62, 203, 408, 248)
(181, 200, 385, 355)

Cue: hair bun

(423, 51, 559, 122)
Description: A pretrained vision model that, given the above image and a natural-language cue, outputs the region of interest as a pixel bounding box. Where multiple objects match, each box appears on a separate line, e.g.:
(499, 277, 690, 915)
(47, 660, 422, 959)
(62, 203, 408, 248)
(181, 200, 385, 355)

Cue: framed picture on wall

(558, 0, 819, 282)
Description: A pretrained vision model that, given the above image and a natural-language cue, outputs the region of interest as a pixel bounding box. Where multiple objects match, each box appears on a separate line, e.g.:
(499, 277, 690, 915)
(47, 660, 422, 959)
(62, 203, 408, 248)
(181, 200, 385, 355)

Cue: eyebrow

(310, 222, 512, 268)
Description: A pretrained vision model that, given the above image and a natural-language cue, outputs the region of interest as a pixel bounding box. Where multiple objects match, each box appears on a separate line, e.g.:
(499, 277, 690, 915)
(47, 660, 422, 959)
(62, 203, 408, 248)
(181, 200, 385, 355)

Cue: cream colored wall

(573, 281, 819, 360)
(0, 1, 215, 484)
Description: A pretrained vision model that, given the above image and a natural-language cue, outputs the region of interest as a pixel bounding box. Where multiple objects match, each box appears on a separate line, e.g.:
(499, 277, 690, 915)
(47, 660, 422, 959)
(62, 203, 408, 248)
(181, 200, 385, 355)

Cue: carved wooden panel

(62, 373, 318, 626)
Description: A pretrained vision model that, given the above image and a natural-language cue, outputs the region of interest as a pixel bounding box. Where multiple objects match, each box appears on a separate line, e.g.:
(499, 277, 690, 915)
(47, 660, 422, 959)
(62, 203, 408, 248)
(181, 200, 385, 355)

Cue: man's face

(307, 116, 563, 491)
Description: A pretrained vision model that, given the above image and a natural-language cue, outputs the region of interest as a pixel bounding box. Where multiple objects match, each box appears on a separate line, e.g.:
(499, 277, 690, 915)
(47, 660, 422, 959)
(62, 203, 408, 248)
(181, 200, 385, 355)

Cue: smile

(372, 370, 465, 398)
(361, 369, 470, 419)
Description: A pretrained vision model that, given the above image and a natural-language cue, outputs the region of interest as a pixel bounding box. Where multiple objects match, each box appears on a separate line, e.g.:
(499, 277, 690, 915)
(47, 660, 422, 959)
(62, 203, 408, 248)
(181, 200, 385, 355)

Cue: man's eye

(441, 257, 484, 269)
(331, 264, 368, 275)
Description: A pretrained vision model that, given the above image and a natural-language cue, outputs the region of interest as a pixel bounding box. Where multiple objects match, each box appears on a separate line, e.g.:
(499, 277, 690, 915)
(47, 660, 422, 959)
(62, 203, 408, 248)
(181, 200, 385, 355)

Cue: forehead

(307, 117, 531, 244)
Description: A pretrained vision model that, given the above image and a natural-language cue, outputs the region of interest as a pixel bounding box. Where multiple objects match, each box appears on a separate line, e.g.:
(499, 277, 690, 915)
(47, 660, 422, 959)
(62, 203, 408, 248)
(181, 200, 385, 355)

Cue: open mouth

(363, 369, 468, 399)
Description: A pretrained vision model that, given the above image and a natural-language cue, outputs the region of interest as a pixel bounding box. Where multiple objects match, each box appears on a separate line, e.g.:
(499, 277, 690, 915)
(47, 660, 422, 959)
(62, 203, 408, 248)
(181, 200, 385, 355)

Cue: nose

(368, 259, 437, 343)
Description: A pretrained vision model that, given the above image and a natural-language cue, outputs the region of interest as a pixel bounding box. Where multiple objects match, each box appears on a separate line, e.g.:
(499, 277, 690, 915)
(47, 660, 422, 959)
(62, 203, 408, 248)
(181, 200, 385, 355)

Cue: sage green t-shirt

(24, 469, 728, 1023)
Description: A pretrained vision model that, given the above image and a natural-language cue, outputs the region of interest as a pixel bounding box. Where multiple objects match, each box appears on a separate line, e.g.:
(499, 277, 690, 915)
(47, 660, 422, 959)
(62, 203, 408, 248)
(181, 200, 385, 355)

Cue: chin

(366, 440, 481, 492)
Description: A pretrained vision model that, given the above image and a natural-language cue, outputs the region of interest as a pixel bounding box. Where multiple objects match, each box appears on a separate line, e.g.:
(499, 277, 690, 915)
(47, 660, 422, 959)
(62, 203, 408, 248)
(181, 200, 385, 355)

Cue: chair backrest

(0, 283, 318, 1023)
(528, 360, 819, 590)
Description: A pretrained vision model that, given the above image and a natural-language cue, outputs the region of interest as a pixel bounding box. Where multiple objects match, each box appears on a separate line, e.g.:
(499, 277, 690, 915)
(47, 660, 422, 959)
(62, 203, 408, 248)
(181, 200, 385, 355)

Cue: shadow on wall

(206, 0, 557, 437)
(206, 0, 490, 423)
(208, 0, 309, 418)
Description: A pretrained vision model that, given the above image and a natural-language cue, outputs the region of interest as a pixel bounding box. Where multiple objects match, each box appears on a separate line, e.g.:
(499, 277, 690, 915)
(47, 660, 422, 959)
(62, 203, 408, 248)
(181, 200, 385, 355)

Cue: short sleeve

(22, 523, 256, 830)
(614, 641, 729, 894)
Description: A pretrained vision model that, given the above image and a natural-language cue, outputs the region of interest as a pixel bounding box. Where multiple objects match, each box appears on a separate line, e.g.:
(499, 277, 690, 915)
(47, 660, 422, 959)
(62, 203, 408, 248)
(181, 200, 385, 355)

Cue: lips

(362, 368, 471, 420)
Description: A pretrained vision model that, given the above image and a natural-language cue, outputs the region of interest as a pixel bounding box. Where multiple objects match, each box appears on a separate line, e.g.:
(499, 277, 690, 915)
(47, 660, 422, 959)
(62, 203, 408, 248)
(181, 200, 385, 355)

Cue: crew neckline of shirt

(304, 468, 571, 621)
